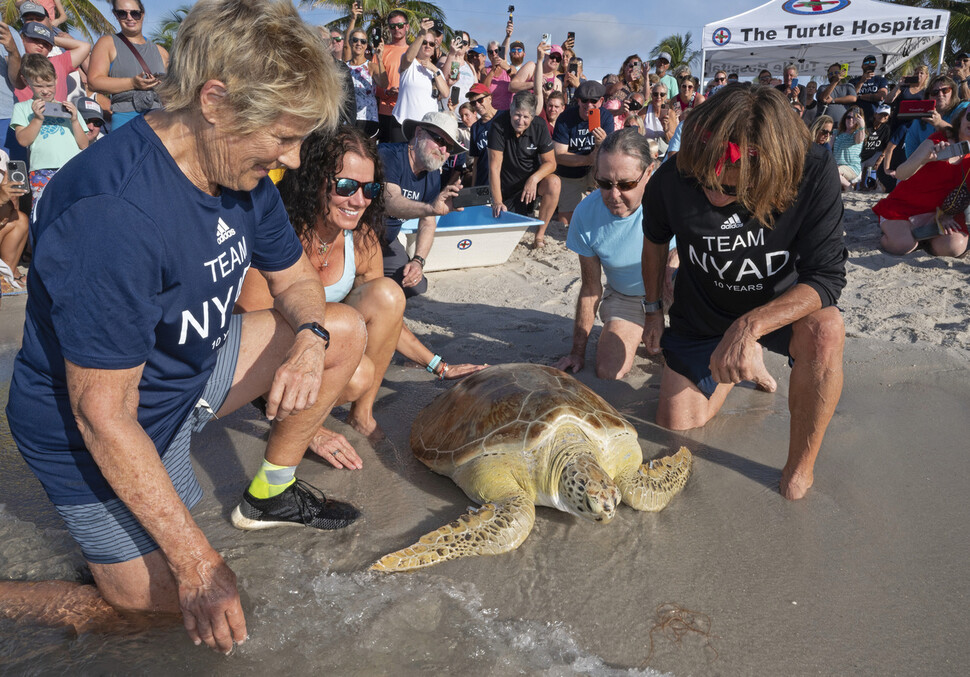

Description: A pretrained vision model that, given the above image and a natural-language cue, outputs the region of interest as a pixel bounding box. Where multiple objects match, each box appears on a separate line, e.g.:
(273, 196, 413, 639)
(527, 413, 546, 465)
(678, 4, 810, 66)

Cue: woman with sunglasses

(340, 4, 385, 138)
(874, 107, 970, 258)
(833, 106, 866, 190)
(673, 75, 705, 121)
(899, 75, 968, 162)
(555, 128, 658, 379)
(393, 18, 450, 128)
(642, 83, 846, 501)
(87, 0, 167, 129)
(618, 54, 646, 96)
(809, 115, 835, 150)
(237, 126, 402, 464)
(642, 83, 678, 155)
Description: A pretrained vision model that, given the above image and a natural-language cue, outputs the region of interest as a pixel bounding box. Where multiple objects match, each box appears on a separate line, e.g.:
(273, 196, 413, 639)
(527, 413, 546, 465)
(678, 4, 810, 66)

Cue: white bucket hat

(402, 111, 469, 153)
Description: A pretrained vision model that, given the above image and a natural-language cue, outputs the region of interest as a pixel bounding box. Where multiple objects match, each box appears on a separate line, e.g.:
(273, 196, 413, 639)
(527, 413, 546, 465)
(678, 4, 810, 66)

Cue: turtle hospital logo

(783, 0, 850, 15)
(712, 27, 731, 46)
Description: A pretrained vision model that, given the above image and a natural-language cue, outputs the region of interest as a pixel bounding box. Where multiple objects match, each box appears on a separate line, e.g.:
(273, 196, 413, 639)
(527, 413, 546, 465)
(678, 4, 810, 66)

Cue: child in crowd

(10, 53, 87, 205)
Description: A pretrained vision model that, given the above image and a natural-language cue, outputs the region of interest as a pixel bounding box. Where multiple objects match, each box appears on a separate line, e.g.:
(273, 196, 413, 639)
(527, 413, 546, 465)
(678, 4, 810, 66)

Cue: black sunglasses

(595, 167, 648, 192)
(335, 177, 382, 199)
(88, 119, 104, 128)
(388, 21, 407, 29)
(704, 182, 738, 197)
(468, 96, 488, 104)
(421, 127, 450, 147)
(350, 37, 367, 45)
(113, 9, 143, 20)
(548, 54, 562, 62)
(579, 97, 599, 104)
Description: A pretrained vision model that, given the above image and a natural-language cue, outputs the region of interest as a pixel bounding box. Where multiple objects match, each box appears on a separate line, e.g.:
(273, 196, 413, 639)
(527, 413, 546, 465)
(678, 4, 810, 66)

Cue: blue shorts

(661, 324, 793, 399)
(53, 314, 242, 565)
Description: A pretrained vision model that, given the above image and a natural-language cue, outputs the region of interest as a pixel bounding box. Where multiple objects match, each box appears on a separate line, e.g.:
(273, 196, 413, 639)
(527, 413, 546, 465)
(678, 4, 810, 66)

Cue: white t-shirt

(393, 59, 439, 125)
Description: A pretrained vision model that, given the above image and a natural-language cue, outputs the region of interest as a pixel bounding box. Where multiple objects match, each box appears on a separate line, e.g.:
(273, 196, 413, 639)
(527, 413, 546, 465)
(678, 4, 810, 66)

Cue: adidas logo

(216, 218, 236, 244)
(720, 213, 744, 230)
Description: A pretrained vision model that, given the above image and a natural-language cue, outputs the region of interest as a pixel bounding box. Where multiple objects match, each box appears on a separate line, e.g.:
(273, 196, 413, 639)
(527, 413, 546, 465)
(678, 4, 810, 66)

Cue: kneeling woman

(237, 126, 404, 468)
(874, 107, 970, 258)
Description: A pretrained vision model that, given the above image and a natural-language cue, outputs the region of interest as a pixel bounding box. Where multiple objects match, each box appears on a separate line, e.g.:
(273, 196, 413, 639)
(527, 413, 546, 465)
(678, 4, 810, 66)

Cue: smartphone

(587, 108, 601, 131)
(935, 140, 970, 161)
(450, 86, 460, 106)
(42, 101, 72, 119)
(6, 161, 27, 190)
(791, 77, 799, 89)
(902, 75, 920, 85)
(568, 62, 578, 75)
(453, 35, 464, 48)
(567, 31, 575, 42)
(626, 98, 642, 111)
(452, 185, 493, 208)
(541, 33, 551, 45)
(353, 0, 361, 9)
(840, 63, 849, 78)
(370, 27, 383, 46)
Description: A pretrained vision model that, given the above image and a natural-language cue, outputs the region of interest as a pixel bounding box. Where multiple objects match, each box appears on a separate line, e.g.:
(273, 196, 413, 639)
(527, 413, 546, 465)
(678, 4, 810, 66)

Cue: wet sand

(1, 193, 968, 675)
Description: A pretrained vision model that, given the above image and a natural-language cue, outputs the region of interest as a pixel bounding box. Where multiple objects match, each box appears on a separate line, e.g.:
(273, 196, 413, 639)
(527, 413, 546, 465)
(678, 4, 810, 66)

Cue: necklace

(311, 229, 340, 268)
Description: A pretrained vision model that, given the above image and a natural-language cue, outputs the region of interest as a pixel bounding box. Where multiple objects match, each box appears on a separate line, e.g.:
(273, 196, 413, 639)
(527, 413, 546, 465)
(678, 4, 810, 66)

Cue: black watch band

(297, 322, 330, 349)
(410, 254, 426, 267)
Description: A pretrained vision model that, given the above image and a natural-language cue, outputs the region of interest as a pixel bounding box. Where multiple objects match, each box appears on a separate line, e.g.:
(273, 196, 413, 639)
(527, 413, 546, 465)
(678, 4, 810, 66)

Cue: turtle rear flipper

(371, 495, 536, 573)
(616, 446, 692, 512)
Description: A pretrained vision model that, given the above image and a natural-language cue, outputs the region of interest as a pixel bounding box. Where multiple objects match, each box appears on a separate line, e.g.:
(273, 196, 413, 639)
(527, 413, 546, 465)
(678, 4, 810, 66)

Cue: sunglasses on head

(931, 86, 952, 96)
(335, 177, 382, 199)
(388, 21, 407, 29)
(595, 167, 648, 192)
(350, 37, 367, 45)
(113, 9, 143, 20)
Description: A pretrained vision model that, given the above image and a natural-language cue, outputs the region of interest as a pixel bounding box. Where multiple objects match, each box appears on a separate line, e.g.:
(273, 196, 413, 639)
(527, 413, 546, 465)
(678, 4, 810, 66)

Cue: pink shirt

(14, 52, 74, 103)
(489, 67, 512, 110)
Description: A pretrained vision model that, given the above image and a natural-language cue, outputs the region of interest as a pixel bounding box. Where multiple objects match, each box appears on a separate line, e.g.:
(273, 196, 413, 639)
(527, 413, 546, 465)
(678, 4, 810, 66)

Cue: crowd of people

(0, 0, 967, 657)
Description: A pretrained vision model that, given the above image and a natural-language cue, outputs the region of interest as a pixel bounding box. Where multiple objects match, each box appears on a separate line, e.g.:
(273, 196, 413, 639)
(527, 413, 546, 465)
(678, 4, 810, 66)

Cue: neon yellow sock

(247, 460, 296, 499)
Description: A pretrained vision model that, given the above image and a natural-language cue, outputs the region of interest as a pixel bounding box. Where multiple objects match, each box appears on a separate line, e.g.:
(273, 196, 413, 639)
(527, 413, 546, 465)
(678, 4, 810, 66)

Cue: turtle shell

(410, 363, 636, 471)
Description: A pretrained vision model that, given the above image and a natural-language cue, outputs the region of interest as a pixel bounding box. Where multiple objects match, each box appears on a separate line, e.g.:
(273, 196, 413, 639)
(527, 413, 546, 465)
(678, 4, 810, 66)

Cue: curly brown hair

(276, 125, 386, 250)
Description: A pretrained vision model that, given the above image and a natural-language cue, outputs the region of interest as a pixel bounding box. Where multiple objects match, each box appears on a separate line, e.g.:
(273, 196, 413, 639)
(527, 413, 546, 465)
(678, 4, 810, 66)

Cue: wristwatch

(297, 322, 330, 349)
(410, 254, 426, 267)
(641, 299, 662, 313)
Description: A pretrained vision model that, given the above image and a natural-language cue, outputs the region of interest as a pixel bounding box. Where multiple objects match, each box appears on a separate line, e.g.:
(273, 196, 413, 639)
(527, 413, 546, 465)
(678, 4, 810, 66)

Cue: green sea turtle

(372, 363, 692, 572)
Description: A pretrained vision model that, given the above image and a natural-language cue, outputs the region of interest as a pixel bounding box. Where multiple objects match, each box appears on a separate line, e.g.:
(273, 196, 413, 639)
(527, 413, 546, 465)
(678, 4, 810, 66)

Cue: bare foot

(347, 414, 385, 443)
(308, 426, 362, 469)
(533, 235, 545, 249)
(752, 346, 777, 393)
(779, 467, 813, 500)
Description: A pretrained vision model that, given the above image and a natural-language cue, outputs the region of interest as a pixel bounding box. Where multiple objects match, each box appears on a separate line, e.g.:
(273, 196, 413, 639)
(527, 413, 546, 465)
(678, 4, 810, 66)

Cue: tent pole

(701, 48, 707, 80)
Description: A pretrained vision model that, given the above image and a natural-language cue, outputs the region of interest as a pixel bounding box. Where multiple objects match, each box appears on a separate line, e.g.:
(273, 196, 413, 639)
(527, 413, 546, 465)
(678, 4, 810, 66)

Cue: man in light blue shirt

(555, 128, 657, 379)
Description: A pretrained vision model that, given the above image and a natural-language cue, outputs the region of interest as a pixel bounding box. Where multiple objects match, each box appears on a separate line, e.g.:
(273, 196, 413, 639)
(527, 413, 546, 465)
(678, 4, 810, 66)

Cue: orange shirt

(377, 43, 409, 117)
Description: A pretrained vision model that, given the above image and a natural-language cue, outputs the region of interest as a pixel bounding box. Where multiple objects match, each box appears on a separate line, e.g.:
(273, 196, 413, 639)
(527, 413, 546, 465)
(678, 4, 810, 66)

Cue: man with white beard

(378, 111, 465, 296)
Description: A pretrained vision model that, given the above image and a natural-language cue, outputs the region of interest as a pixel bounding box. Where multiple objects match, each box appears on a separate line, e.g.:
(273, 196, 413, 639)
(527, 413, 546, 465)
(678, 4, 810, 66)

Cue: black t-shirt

(469, 117, 494, 187)
(642, 144, 847, 338)
(552, 106, 616, 179)
(487, 110, 554, 194)
(860, 124, 891, 161)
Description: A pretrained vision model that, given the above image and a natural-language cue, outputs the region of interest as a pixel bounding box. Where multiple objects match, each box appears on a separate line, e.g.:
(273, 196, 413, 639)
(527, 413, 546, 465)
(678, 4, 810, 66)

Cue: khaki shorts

(599, 285, 645, 326)
(558, 175, 593, 213)
(838, 165, 859, 182)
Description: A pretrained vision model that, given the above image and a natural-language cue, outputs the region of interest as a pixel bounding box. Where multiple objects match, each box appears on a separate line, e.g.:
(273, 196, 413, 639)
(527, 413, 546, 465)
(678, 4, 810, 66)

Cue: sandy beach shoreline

(1, 192, 968, 675)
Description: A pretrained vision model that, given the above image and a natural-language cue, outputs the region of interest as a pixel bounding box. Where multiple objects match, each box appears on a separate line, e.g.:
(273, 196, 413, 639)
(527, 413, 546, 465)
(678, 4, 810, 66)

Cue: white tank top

(393, 59, 439, 124)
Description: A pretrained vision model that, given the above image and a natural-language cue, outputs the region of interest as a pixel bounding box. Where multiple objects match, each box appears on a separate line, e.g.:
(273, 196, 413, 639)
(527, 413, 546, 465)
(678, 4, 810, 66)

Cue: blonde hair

(676, 84, 810, 228)
(157, 0, 341, 135)
(21, 53, 55, 85)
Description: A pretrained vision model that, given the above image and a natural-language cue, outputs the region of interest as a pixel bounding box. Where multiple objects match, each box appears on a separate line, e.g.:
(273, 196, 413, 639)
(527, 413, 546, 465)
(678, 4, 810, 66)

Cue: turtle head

(558, 455, 621, 523)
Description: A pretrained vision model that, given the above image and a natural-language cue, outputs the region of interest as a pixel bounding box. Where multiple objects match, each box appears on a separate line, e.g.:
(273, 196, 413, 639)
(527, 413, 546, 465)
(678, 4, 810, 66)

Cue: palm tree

(650, 32, 700, 71)
(149, 4, 193, 52)
(1, 0, 113, 42)
(883, 1, 970, 75)
(300, 0, 452, 43)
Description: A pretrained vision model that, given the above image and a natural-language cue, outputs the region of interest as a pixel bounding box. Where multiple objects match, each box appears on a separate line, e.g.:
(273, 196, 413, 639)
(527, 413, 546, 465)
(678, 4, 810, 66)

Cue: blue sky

(140, 0, 765, 81)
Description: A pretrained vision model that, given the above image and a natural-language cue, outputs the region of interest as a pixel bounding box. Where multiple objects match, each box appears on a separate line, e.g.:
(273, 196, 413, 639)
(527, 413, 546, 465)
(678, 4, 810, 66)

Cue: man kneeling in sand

(555, 129, 658, 379)
(641, 84, 847, 500)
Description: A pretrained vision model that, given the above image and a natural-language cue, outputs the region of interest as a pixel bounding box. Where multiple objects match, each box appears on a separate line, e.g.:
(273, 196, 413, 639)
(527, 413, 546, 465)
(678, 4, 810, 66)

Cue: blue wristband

(427, 354, 442, 374)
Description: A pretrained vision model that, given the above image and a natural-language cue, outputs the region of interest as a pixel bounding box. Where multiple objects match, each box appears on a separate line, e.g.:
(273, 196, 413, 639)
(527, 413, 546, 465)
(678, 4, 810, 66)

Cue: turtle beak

(587, 487, 619, 522)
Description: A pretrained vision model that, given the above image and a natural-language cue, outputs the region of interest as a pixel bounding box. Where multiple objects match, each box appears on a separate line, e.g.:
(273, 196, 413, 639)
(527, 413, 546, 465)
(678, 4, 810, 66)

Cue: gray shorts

(599, 285, 646, 326)
(54, 314, 242, 565)
(558, 175, 592, 213)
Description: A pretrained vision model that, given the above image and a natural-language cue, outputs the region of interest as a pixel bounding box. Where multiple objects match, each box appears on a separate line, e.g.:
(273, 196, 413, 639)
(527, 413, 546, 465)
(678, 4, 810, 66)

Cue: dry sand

(1, 192, 968, 675)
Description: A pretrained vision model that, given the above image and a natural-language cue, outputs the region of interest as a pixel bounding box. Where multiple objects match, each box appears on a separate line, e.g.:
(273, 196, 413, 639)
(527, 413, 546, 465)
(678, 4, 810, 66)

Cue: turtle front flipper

(616, 446, 692, 512)
(370, 494, 536, 573)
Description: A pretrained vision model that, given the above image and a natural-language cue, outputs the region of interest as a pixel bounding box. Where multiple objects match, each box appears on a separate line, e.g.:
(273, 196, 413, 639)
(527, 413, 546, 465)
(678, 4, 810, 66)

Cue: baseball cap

(21, 22, 55, 46)
(875, 104, 891, 115)
(466, 83, 490, 98)
(469, 45, 486, 56)
(549, 44, 563, 57)
(656, 51, 672, 63)
(77, 97, 105, 123)
(19, 2, 48, 19)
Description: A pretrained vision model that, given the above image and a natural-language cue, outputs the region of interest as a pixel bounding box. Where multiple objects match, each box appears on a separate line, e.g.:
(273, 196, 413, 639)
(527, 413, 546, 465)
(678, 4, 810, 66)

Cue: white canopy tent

(701, 0, 950, 79)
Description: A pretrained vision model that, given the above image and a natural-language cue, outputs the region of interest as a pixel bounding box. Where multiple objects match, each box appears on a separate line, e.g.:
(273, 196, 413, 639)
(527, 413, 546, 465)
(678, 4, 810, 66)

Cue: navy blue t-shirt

(552, 106, 615, 179)
(469, 117, 494, 187)
(6, 115, 303, 504)
(378, 142, 442, 242)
